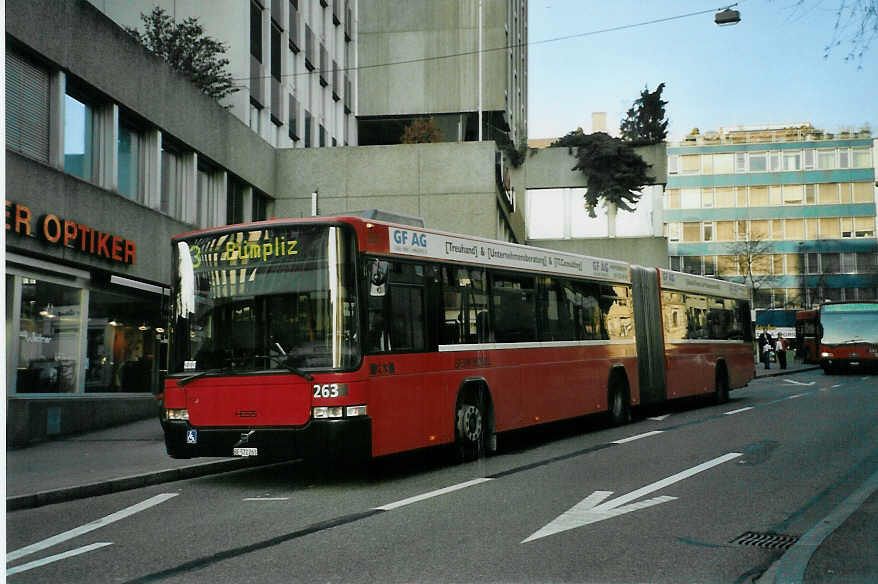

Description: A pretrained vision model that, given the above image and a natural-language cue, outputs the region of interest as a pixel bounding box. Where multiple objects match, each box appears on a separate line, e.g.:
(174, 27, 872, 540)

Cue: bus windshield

(820, 303, 878, 345)
(169, 224, 360, 374)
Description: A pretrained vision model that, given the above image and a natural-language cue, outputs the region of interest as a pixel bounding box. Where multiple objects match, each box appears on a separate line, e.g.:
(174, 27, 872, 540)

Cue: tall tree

(619, 83, 668, 146)
(550, 130, 654, 217)
(126, 7, 238, 101)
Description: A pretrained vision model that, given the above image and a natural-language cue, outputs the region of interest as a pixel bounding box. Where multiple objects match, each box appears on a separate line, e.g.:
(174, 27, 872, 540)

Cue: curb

(755, 366, 821, 379)
(6, 457, 262, 512)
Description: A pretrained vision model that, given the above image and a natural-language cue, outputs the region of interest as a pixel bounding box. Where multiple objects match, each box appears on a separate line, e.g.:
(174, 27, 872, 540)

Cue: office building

(665, 124, 878, 308)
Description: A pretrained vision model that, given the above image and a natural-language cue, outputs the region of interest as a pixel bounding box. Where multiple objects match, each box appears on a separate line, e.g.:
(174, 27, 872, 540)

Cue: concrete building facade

(89, 0, 358, 149)
(356, 0, 527, 146)
(665, 125, 878, 308)
(5, 0, 529, 444)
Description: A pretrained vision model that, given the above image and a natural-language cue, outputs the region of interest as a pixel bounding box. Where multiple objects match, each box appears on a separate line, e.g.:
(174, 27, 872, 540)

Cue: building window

(64, 93, 95, 180)
(682, 256, 702, 275)
(822, 253, 841, 274)
(669, 256, 681, 271)
(783, 184, 803, 205)
(783, 151, 801, 171)
(319, 124, 326, 147)
(251, 1, 263, 62)
(769, 151, 780, 171)
(667, 154, 678, 174)
(681, 188, 700, 209)
(734, 152, 747, 173)
(702, 222, 714, 242)
(817, 149, 835, 169)
(749, 152, 767, 172)
(803, 148, 815, 169)
(160, 144, 185, 219)
(227, 178, 245, 225)
(289, 0, 300, 52)
(304, 110, 312, 147)
(838, 149, 850, 168)
(252, 189, 270, 221)
(288, 94, 299, 141)
(117, 121, 141, 201)
(852, 147, 871, 168)
(6, 49, 50, 163)
(855, 216, 875, 237)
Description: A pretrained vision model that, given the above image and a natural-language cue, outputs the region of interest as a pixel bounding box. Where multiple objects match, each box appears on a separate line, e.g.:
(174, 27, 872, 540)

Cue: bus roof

(658, 269, 750, 300)
(171, 215, 750, 297)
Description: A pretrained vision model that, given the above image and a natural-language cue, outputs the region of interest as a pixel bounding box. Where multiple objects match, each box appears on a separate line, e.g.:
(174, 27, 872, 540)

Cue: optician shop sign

(5, 200, 136, 264)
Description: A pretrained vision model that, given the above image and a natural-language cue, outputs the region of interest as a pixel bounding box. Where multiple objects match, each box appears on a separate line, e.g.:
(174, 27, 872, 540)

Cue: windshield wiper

(257, 343, 315, 382)
(176, 367, 237, 387)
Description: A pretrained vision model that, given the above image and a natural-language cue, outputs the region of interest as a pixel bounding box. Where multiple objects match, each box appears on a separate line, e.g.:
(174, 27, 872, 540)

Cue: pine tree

(550, 131, 654, 216)
(619, 83, 668, 146)
(126, 8, 238, 101)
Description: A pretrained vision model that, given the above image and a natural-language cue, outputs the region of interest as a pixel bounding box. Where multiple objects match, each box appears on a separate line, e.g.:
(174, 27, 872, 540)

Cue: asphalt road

(7, 370, 878, 583)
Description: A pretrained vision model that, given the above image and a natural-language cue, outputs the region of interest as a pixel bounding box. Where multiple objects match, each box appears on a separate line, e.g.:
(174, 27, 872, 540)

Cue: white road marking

(6, 543, 113, 576)
(786, 393, 806, 400)
(831, 384, 842, 388)
(784, 379, 815, 386)
(724, 407, 754, 416)
(243, 497, 290, 501)
(522, 452, 743, 543)
(7, 493, 177, 562)
(612, 431, 664, 444)
(375, 478, 493, 511)
(648, 414, 671, 421)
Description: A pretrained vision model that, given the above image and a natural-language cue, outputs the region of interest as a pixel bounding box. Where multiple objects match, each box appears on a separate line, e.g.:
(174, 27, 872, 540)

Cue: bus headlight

(346, 405, 367, 417)
(821, 352, 832, 358)
(165, 408, 189, 421)
(312, 406, 344, 419)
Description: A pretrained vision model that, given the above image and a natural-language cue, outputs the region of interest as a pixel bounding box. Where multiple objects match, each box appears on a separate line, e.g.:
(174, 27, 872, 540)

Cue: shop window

(16, 279, 82, 394)
(85, 288, 160, 393)
(64, 93, 95, 180)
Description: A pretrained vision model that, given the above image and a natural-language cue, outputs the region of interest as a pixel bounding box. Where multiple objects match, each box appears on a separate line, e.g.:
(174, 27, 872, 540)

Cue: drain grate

(730, 531, 800, 550)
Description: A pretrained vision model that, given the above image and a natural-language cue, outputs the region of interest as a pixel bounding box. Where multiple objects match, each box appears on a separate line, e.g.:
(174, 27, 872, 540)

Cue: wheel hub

(458, 405, 482, 442)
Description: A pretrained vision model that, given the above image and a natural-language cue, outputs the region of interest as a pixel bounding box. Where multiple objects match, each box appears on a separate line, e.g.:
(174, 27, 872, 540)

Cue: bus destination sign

(388, 227, 630, 283)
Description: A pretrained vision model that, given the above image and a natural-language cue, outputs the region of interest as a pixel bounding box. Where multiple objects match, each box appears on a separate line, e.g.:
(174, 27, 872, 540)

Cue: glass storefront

(7, 269, 164, 395)
(16, 278, 82, 393)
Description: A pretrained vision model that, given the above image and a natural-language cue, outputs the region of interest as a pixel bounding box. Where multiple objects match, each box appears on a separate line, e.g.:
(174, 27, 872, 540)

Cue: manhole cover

(730, 531, 799, 550)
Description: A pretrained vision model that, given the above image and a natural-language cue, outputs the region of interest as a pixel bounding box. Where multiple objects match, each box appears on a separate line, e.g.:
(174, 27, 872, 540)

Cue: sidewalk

(754, 357, 821, 378)
(6, 417, 258, 511)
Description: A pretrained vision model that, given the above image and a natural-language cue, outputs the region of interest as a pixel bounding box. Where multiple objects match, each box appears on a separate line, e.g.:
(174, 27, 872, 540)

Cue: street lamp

(715, 6, 741, 26)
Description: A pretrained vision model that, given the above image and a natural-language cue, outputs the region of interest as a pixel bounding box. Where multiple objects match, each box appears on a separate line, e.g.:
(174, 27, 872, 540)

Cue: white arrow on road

(522, 452, 742, 543)
(784, 379, 815, 386)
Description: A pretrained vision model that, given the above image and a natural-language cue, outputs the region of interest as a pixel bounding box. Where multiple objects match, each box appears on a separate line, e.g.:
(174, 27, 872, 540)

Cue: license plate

(233, 447, 258, 457)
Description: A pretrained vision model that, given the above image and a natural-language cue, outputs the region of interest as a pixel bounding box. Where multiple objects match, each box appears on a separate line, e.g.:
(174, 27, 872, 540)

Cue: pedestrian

(776, 333, 787, 369)
(761, 336, 772, 370)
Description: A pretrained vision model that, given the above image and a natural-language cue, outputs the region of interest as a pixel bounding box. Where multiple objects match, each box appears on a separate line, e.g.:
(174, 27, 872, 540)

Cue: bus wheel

(608, 379, 630, 426)
(455, 392, 486, 462)
(715, 369, 730, 404)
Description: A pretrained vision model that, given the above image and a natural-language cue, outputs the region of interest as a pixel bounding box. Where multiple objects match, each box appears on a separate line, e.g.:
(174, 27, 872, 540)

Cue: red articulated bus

(795, 309, 819, 364)
(817, 302, 878, 373)
(161, 216, 754, 462)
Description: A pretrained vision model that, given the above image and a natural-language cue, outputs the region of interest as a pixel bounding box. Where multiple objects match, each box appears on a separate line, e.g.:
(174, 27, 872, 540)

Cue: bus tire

(455, 388, 487, 462)
(714, 366, 730, 404)
(607, 374, 631, 426)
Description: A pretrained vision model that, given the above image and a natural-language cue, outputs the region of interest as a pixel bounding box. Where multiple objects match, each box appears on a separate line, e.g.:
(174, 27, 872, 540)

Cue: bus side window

(492, 273, 537, 343)
(364, 260, 426, 353)
(441, 266, 490, 345)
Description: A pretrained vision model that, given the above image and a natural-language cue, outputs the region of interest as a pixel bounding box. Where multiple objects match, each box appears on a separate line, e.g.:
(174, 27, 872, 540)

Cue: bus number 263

(313, 383, 348, 398)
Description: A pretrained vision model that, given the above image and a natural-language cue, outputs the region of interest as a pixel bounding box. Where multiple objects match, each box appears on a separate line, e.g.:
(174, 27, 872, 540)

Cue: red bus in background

(161, 216, 753, 462)
(795, 309, 819, 364)
(817, 302, 878, 373)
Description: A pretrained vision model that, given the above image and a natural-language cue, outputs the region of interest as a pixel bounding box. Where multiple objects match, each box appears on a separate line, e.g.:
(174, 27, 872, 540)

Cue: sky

(527, 0, 878, 141)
